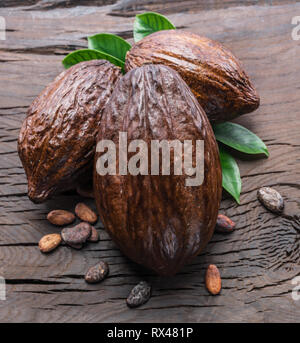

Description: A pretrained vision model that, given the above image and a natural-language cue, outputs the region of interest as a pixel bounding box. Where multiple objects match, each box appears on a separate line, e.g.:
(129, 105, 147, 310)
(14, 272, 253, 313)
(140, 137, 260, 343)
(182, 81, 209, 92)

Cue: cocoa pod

(94, 64, 222, 276)
(18, 60, 121, 203)
(75, 202, 97, 224)
(85, 261, 109, 283)
(61, 222, 92, 245)
(205, 264, 222, 295)
(215, 214, 236, 233)
(39, 234, 62, 253)
(125, 30, 259, 123)
(47, 210, 75, 226)
(126, 281, 151, 308)
(257, 187, 284, 214)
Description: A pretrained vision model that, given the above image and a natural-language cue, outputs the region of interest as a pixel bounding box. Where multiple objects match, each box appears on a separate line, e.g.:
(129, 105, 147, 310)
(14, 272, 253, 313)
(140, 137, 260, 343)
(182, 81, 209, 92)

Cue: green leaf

(219, 146, 241, 204)
(213, 122, 269, 157)
(62, 49, 124, 70)
(88, 33, 131, 62)
(133, 12, 175, 42)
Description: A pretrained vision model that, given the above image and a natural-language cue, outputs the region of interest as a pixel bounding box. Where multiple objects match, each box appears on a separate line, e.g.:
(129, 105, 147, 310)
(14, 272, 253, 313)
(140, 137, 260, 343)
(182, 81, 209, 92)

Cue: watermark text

(291, 16, 300, 40)
(292, 276, 300, 301)
(96, 132, 204, 187)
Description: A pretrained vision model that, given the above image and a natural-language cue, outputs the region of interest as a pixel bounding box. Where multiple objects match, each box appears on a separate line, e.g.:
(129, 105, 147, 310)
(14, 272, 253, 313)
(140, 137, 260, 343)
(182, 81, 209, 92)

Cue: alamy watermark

(0, 276, 5, 301)
(95, 132, 204, 187)
(291, 16, 300, 40)
(0, 16, 5, 40)
(291, 276, 300, 301)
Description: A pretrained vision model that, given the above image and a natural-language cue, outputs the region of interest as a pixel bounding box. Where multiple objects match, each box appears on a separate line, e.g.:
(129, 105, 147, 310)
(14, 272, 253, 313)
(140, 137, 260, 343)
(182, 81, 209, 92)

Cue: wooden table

(0, 0, 299, 323)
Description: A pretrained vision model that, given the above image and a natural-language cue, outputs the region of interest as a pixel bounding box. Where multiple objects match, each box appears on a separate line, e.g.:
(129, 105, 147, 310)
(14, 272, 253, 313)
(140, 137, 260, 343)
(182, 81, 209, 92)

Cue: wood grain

(110, 0, 300, 17)
(0, 1, 299, 322)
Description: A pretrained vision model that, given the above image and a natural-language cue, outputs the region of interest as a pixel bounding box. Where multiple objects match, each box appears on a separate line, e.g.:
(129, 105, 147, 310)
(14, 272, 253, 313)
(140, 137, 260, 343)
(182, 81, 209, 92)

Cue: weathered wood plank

(0, 0, 117, 9)
(110, 0, 300, 17)
(0, 2, 299, 322)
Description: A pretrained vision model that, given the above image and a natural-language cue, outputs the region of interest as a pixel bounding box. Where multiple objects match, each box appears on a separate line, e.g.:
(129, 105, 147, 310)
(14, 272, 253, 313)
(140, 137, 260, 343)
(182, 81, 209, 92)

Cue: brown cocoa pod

(39, 234, 62, 253)
(47, 210, 75, 226)
(257, 187, 284, 214)
(94, 64, 222, 276)
(215, 214, 236, 233)
(205, 264, 222, 295)
(61, 222, 92, 245)
(18, 60, 121, 203)
(75, 202, 97, 224)
(125, 30, 259, 123)
(85, 261, 109, 283)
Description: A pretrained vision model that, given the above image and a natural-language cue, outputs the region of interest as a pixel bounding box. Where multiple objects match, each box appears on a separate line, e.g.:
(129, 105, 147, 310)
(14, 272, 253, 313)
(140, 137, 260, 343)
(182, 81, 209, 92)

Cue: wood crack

(5, 279, 70, 285)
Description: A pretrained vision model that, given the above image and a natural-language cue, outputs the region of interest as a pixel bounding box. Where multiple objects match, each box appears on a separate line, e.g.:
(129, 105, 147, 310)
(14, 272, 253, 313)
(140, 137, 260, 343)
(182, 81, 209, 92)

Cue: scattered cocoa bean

(88, 226, 99, 242)
(85, 261, 109, 283)
(257, 187, 284, 214)
(75, 203, 97, 224)
(215, 214, 236, 233)
(126, 281, 151, 308)
(47, 210, 75, 226)
(205, 264, 222, 295)
(39, 233, 62, 253)
(61, 222, 92, 246)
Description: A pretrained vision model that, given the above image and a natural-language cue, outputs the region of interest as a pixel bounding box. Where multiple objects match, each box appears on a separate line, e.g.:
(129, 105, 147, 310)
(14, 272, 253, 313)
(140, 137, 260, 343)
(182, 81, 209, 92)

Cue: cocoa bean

(47, 210, 75, 226)
(88, 226, 99, 242)
(126, 281, 151, 308)
(215, 214, 236, 233)
(205, 264, 222, 295)
(85, 261, 109, 283)
(75, 203, 97, 224)
(257, 187, 284, 214)
(61, 222, 92, 245)
(39, 234, 61, 253)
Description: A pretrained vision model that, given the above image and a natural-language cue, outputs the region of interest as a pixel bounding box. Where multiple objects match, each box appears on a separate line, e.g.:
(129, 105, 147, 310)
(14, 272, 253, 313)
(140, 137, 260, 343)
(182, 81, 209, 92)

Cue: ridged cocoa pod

(94, 64, 222, 276)
(18, 60, 122, 203)
(125, 30, 260, 123)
